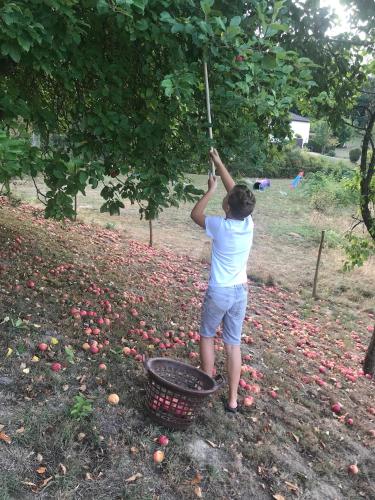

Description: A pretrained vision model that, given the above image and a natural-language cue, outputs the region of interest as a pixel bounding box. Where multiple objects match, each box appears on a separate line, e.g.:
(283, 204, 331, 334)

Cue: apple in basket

(149, 395, 164, 411)
(149, 398, 160, 411)
(173, 400, 193, 417)
(162, 396, 173, 411)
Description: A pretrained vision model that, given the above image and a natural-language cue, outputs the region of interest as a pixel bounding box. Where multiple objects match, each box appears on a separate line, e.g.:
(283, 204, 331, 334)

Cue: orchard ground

(11, 174, 374, 311)
(0, 176, 374, 499)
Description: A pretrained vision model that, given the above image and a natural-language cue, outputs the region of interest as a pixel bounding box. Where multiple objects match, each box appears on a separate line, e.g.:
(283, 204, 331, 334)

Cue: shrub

(301, 168, 359, 213)
(326, 149, 336, 157)
(310, 190, 337, 212)
(273, 146, 331, 177)
(325, 229, 344, 249)
(349, 148, 361, 163)
(234, 145, 352, 179)
(306, 139, 321, 153)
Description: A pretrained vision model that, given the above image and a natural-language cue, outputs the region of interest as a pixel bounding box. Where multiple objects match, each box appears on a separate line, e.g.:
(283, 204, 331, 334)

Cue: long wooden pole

(203, 60, 215, 175)
(312, 230, 325, 299)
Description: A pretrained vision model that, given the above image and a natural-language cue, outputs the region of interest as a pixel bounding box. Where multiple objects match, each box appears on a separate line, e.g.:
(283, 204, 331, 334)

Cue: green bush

(272, 146, 331, 177)
(326, 149, 336, 157)
(235, 145, 353, 179)
(349, 148, 361, 163)
(309, 190, 337, 212)
(305, 139, 320, 153)
(301, 168, 359, 213)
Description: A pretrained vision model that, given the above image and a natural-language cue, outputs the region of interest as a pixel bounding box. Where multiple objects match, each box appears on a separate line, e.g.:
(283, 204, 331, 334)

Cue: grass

(11, 173, 374, 311)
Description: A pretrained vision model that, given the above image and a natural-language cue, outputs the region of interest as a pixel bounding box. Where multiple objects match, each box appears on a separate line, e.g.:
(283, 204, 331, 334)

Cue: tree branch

(349, 216, 364, 233)
(31, 176, 47, 206)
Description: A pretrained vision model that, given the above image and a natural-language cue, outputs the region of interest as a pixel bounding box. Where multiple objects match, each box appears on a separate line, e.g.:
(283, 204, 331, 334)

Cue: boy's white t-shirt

(205, 215, 254, 287)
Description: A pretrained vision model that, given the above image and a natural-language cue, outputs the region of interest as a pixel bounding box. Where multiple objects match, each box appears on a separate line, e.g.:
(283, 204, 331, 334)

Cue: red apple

(243, 396, 255, 407)
(38, 343, 48, 352)
(348, 464, 359, 475)
(51, 362, 62, 372)
(331, 402, 342, 414)
(157, 435, 169, 446)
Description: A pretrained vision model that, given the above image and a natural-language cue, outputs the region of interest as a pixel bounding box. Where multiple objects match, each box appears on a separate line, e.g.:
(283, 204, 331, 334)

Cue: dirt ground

(0, 196, 374, 499)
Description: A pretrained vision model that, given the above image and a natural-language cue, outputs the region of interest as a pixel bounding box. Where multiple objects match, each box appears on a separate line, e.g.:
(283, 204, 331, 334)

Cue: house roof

(290, 112, 310, 123)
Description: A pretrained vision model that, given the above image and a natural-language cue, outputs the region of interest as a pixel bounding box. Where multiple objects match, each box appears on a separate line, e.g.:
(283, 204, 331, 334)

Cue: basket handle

(213, 374, 225, 390)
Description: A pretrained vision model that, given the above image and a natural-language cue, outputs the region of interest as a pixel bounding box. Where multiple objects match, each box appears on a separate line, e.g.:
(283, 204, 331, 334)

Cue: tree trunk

(360, 110, 375, 241)
(149, 219, 153, 247)
(363, 327, 375, 376)
(5, 180, 10, 196)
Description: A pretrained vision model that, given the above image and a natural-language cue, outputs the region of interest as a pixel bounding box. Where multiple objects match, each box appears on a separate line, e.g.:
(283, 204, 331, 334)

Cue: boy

(190, 149, 256, 413)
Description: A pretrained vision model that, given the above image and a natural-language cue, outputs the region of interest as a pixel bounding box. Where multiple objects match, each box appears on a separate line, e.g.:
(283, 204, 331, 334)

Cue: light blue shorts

(200, 284, 248, 346)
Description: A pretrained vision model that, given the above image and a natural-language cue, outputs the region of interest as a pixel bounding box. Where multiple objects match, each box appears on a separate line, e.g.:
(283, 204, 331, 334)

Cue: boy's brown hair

(228, 185, 256, 219)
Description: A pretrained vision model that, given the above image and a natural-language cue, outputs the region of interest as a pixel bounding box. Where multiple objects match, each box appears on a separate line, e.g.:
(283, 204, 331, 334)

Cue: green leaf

(262, 53, 277, 69)
(1, 42, 21, 63)
(17, 36, 32, 52)
(214, 17, 226, 31)
(53, 168, 65, 179)
(200, 0, 214, 16)
(160, 11, 174, 24)
(133, 0, 148, 12)
(136, 19, 149, 31)
(230, 16, 242, 27)
(171, 23, 185, 33)
(97, 0, 110, 14)
(298, 57, 313, 64)
(65, 346, 75, 364)
(269, 23, 288, 33)
(79, 171, 88, 184)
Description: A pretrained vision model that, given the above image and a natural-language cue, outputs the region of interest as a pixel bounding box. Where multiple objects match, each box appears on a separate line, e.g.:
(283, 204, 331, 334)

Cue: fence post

(312, 230, 325, 299)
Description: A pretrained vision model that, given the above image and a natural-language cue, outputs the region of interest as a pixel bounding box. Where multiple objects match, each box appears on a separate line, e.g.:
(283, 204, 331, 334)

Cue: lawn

(0, 189, 374, 499)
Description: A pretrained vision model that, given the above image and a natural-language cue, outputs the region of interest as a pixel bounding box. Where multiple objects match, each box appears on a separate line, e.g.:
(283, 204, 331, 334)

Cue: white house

(289, 112, 310, 146)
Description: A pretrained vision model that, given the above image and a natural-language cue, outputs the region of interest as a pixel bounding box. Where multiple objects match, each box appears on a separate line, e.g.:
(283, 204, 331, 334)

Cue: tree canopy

(1, 0, 318, 218)
(0, 0, 373, 222)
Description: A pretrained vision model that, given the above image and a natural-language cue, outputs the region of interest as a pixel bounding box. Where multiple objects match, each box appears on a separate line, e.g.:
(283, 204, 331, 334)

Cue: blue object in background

(291, 171, 304, 189)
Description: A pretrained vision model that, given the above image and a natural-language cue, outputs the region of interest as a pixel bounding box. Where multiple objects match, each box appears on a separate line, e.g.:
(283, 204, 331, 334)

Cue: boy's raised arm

(190, 175, 217, 228)
(209, 149, 235, 193)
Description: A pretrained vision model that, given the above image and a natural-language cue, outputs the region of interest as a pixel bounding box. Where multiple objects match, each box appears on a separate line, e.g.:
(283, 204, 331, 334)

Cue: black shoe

(223, 399, 242, 414)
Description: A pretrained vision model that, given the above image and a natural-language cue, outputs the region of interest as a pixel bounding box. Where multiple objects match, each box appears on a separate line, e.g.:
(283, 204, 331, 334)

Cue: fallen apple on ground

(107, 393, 120, 405)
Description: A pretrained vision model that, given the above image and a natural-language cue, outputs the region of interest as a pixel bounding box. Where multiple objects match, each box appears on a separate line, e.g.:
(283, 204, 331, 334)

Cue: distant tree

(349, 148, 361, 163)
(333, 123, 353, 147)
(310, 120, 338, 154)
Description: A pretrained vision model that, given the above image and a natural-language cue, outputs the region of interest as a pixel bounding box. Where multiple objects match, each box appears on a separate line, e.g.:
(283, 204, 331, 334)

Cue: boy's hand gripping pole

(203, 59, 215, 175)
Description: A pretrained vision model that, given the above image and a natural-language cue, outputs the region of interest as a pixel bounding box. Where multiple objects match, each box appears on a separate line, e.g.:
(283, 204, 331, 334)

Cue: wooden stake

(74, 194, 77, 221)
(312, 230, 325, 299)
(148, 219, 153, 247)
